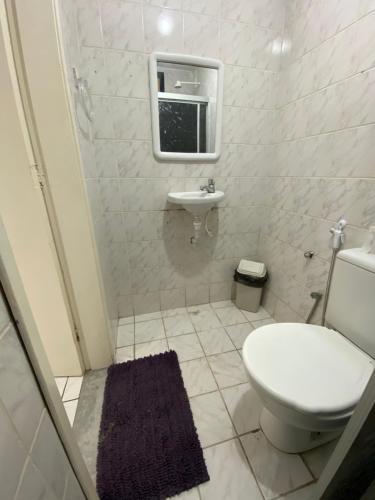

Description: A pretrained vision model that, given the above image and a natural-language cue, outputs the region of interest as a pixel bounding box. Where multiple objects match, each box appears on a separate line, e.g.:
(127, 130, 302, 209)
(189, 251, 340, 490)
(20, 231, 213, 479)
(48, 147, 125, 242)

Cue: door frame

(0, 0, 84, 377)
(4, 0, 114, 370)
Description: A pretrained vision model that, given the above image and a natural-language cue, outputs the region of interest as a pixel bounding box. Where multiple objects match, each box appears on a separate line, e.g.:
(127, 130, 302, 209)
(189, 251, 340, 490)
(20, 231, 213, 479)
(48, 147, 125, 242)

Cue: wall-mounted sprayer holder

(329, 217, 347, 250)
(72, 67, 94, 122)
(321, 216, 347, 325)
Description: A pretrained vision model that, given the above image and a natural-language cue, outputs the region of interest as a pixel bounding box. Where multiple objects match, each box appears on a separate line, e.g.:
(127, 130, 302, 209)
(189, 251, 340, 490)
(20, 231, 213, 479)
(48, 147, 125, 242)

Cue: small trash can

(234, 259, 268, 313)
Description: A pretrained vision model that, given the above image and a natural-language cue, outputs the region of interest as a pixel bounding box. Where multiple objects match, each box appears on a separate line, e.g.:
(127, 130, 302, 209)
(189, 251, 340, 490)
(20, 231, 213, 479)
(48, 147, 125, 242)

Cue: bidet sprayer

(329, 217, 347, 250)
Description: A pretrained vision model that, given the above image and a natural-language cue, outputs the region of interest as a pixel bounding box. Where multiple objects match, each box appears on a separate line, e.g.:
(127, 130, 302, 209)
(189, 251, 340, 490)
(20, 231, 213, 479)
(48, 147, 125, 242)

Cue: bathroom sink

(167, 190, 225, 216)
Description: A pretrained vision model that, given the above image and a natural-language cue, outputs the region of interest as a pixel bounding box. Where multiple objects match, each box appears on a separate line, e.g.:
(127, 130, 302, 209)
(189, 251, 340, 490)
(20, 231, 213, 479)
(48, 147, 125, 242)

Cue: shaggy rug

(96, 350, 209, 499)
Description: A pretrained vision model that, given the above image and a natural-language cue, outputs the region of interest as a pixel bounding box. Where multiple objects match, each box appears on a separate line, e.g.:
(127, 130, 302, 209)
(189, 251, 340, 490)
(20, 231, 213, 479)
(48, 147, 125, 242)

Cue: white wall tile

(76, 0, 103, 47)
(0, 401, 27, 499)
(220, 20, 251, 66)
(107, 51, 149, 98)
(182, 0, 220, 17)
(79, 47, 109, 94)
(143, 6, 183, 53)
(58, 0, 285, 318)
(16, 459, 58, 500)
(31, 412, 70, 498)
(101, 0, 144, 51)
(262, 1, 375, 321)
(111, 98, 151, 140)
(0, 325, 44, 449)
(91, 96, 114, 138)
(183, 13, 219, 58)
(60, 0, 361, 321)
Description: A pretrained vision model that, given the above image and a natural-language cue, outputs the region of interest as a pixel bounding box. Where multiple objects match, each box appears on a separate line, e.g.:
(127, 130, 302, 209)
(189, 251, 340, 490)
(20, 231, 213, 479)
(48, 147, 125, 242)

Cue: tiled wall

(260, 0, 375, 323)
(57, 0, 284, 317)
(58, 0, 375, 323)
(0, 289, 85, 500)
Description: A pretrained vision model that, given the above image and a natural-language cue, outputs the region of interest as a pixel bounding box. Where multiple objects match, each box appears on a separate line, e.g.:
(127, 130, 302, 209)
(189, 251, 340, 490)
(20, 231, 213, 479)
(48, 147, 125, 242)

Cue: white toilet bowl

(243, 323, 374, 453)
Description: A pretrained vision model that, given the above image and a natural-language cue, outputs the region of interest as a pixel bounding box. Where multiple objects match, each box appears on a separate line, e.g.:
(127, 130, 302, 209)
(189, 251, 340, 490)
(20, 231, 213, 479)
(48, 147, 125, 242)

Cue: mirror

(149, 53, 223, 161)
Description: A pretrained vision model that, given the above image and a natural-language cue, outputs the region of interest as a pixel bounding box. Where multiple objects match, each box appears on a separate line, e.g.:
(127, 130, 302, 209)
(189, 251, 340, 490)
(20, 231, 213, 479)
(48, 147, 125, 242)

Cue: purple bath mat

(96, 350, 209, 500)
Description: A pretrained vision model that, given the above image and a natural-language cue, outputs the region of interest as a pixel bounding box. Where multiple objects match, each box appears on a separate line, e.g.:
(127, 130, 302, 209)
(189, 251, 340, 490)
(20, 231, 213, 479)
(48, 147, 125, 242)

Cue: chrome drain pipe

(306, 292, 323, 324)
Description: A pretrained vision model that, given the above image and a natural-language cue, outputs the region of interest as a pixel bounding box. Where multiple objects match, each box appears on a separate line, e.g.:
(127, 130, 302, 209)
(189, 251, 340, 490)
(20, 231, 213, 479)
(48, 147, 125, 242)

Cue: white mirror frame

(149, 52, 224, 162)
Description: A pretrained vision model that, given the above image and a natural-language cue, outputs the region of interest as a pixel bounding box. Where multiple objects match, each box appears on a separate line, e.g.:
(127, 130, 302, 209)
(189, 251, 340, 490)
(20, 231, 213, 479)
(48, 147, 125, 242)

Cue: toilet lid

(243, 323, 374, 415)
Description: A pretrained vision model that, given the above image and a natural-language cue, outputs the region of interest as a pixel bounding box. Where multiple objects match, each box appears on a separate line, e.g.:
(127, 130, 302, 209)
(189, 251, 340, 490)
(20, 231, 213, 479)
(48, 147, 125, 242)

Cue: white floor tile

(221, 383, 262, 434)
(115, 346, 134, 363)
(199, 439, 263, 500)
(64, 399, 78, 426)
(55, 377, 67, 397)
(135, 319, 165, 344)
(163, 313, 195, 337)
(214, 306, 248, 326)
(207, 351, 248, 389)
(188, 305, 222, 331)
(168, 333, 204, 362)
(251, 318, 276, 328)
(116, 323, 134, 348)
(302, 439, 338, 479)
(168, 487, 200, 500)
(62, 377, 83, 402)
(278, 483, 317, 500)
(180, 358, 217, 397)
(210, 300, 234, 309)
(190, 391, 235, 448)
(135, 339, 168, 359)
(162, 307, 188, 317)
(135, 311, 162, 323)
(118, 316, 134, 325)
(241, 431, 313, 500)
(241, 306, 270, 322)
(225, 323, 254, 349)
(197, 327, 235, 356)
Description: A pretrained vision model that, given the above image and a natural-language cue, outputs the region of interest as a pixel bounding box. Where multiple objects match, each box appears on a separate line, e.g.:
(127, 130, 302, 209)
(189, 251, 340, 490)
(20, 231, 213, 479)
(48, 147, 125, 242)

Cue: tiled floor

(65, 301, 337, 499)
(112, 301, 336, 500)
(55, 375, 83, 426)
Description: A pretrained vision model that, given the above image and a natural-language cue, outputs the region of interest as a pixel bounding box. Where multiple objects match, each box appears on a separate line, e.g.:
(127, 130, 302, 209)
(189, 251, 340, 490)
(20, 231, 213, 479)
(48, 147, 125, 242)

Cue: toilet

(242, 248, 375, 453)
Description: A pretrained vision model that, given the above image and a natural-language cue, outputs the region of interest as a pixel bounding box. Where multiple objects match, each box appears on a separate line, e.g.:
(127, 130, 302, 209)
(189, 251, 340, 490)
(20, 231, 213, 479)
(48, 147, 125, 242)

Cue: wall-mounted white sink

(167, 190, 225, 216)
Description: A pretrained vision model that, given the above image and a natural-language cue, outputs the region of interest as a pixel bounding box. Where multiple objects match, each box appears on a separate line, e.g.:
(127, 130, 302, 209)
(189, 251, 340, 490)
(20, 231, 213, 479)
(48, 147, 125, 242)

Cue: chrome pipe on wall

(321, 217, 347, 326)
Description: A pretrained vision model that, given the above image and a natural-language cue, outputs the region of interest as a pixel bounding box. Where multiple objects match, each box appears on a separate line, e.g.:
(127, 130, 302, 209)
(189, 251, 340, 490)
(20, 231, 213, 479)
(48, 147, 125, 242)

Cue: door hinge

(30, 162, 46, 189)
(74, 325, 80, 342)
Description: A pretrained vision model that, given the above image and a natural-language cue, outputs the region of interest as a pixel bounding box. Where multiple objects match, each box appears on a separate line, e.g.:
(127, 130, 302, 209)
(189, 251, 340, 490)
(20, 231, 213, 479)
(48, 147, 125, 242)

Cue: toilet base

(260, 407, 342, 453)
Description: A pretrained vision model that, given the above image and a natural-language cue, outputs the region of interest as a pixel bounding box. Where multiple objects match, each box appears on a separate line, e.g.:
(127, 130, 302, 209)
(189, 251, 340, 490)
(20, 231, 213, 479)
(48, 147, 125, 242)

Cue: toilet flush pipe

(321, 217, 347, 326)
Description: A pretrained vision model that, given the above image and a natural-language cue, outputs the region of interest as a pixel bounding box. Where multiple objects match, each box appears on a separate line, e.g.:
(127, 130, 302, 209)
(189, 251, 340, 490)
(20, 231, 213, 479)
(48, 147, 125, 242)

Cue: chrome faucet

(200, 178, 215, 193)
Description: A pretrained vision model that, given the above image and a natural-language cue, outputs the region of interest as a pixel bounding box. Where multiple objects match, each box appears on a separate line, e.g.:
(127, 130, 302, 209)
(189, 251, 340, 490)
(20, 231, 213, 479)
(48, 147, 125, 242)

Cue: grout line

(190, 309, 266, 499)
(300, 453, 318, 482)
(60, 377, 68, 400)
(115, 302, 319, 498)
(284, 8, 375, 70)
(277, 66, 375, 111)
(62, 396, 80, 404)
(272, 478, 317, 500)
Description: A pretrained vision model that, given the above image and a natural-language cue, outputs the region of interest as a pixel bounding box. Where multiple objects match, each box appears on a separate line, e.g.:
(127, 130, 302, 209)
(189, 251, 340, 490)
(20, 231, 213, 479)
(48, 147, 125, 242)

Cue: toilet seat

(243, 323, 374, 417)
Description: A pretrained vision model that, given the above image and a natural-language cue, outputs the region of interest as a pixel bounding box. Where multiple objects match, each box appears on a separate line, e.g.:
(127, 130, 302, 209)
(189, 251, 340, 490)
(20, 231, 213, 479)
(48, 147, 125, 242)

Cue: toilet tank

(326, 249, 375, 359)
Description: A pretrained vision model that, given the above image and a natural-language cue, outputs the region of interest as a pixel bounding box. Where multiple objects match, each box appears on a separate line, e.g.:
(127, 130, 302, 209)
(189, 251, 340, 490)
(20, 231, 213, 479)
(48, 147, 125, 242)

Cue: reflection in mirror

(157, 62, 217, 154)
(149, 54, 223, 161)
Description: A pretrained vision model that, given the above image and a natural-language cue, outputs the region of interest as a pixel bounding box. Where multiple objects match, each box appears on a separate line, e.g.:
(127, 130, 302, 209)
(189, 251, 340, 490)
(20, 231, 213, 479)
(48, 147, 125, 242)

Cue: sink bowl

(167, 190, 225, 216)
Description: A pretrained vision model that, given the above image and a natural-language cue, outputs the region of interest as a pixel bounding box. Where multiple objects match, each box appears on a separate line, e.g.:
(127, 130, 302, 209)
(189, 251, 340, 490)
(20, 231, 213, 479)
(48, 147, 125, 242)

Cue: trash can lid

(237, 259, 266, 278)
